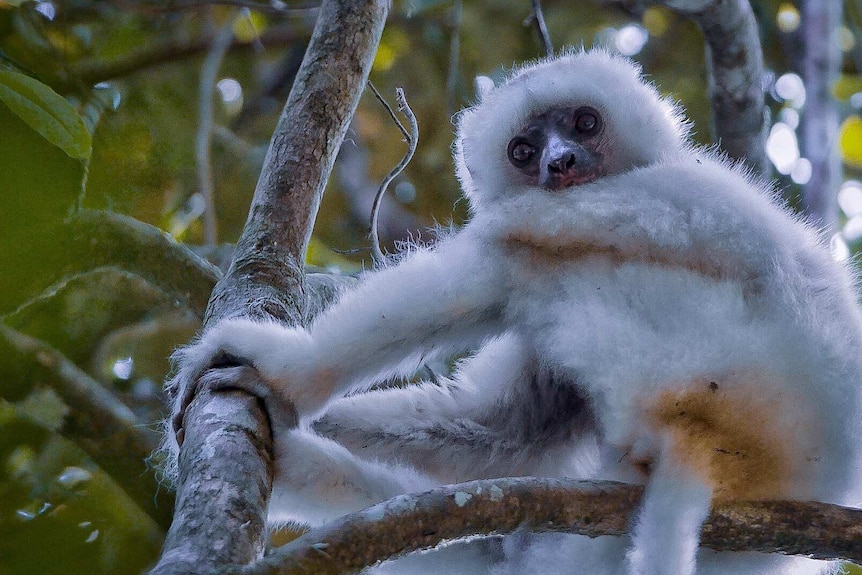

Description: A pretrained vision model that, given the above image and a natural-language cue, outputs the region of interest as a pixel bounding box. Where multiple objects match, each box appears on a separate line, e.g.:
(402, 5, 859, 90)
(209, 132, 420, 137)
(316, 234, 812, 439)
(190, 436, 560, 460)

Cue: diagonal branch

(196, 14, 239, 247)
(2, 209, 220, 320)
(0, 325, 173, 529)
(150, 0, 389, 572)
(530, 0, 554, 56)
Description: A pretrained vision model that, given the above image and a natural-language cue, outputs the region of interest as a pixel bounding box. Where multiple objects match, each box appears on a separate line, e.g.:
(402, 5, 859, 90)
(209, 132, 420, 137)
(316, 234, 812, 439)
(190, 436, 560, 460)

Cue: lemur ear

(474, 76, 495, 102)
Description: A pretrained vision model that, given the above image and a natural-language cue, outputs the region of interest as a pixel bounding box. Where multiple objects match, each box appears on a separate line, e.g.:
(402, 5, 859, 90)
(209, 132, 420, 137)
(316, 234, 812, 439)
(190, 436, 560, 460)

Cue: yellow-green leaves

(840, 115, 862, 169)
(0, 70, 92, 160)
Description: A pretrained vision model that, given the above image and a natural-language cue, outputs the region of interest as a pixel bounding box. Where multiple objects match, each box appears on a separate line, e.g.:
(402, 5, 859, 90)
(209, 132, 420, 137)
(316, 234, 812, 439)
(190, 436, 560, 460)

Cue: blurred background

(0, 1, 860, 573)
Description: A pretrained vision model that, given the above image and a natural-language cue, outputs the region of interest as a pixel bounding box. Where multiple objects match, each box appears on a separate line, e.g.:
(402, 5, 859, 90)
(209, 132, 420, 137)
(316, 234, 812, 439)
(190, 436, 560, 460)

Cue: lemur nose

(548, 153, 576, 174)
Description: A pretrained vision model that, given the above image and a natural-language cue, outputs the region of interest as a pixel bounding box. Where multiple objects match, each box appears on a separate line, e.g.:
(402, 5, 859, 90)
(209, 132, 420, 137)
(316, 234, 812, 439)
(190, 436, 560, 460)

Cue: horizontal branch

(247, 477, 862, 575)
(131, 0, 319, 15)
(55, 24, 312, 93)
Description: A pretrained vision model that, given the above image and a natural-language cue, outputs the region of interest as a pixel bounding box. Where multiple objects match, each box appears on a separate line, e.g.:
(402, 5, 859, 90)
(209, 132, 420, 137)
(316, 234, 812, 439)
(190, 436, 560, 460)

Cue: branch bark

(797, 0, 842, 227)
(246, 478, 862, 575)
(150, 0, 389, 572)
(620, 0, 768, 175)
(665, 0, 768, 174)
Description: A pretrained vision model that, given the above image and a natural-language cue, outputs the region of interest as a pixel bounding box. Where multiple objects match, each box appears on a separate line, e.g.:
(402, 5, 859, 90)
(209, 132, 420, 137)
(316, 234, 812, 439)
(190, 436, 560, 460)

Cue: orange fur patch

(310, 368, 339, 400)
(644, 378, 807, 501)
(504, 233, 757, 288)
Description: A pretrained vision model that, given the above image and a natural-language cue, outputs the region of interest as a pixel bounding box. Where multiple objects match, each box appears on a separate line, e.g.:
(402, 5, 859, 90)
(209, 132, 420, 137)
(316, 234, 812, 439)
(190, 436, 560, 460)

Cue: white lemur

(167, 50, 862, 575)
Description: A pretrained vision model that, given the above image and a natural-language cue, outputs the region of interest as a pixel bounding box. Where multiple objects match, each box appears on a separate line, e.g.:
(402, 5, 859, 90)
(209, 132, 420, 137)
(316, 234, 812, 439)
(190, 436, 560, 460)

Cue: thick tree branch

(0, 325, 173, 529)
(205, 0, 387, 326)
(151, 0, 389, 572)
(619, 0, 768, 175)
(797, 0, 842, 227)
(665, 0, 768, 174)
(244, 478, 861, 575)
(152, 384, 275, 575)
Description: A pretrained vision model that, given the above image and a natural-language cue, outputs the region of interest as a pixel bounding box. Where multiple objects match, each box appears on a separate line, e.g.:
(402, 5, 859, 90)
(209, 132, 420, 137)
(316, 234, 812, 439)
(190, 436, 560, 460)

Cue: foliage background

(0, 0, 860, 573)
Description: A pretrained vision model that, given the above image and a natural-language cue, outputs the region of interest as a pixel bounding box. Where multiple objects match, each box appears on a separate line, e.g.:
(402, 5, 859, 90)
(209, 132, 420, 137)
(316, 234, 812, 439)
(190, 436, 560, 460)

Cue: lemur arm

(170, 231, 506, 427)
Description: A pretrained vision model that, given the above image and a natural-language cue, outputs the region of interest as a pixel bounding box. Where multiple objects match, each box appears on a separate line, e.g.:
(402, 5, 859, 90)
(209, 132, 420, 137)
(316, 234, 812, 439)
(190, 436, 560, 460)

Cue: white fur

(167, 50, 861, 574)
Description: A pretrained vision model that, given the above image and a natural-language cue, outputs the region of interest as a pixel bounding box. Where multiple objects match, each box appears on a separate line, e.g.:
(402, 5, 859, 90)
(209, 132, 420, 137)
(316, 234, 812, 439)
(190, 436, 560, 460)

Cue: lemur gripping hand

(169, 318, 323, 442)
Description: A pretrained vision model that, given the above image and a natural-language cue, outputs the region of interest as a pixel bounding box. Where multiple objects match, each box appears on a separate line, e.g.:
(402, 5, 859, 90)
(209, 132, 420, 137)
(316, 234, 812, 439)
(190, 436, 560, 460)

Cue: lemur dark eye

(574, 107, 601, 135)
(508, 138, 536, 167)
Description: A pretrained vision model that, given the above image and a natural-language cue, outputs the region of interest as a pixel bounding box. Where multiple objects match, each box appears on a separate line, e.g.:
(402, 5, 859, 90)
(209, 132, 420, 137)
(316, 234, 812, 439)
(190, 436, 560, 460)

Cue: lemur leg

(625, 438, 712, 575)
(267, 428, 437, 526)
(315, 336, 599, 484)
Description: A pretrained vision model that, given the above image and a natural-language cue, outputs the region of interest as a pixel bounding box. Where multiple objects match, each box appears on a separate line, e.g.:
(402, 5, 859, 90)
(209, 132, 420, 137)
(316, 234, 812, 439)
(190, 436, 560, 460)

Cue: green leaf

(0, 70, 92, 160)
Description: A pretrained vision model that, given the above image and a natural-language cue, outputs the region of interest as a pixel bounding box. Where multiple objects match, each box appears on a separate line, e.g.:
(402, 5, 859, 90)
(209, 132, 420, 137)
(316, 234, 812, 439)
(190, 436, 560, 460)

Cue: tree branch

(203, 0, 388, 326)
(797, 0, 842, 227)
(529, 0, 554, 56)
(369, 87, 419, 266)
(151, 0, 389, 572)
(664, 0, 768, 175)
(245, 478, 861, 575)
(445, 0, 462, 115)
(3, 209, 220, 319)
(54, 24, 311, 93)
(334, 125, 423, 249)
(618, 0, 768, 175)
(196, 14, 239, 246)
(127, 0, 319, 15)
(0, 325, 173, 529)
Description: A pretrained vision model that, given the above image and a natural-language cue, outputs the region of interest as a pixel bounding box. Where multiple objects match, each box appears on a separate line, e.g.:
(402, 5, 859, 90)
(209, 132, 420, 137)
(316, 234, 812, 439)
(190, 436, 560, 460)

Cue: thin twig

(367, 81, 409, 140)
(56, 24, 309, 94)
(369, 88, 419, 266)
(530, 0, 554, 57)
(196, 13, 239, 246)
(335, 121, 423, 248)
